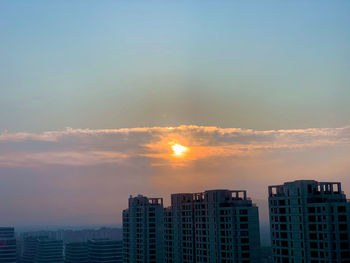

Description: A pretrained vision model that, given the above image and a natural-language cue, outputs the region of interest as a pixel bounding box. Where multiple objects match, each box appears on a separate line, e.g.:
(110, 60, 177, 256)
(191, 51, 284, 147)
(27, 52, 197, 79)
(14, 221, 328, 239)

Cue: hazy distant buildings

(20, 228, 122, 244)
(65, 242, 88, 263)
(0, 227, 16, 263)
(164, 190, 260, 263)
(269, 180, 350, 263)
(123, 195, 164, 263)
(88, 239, 122, 263)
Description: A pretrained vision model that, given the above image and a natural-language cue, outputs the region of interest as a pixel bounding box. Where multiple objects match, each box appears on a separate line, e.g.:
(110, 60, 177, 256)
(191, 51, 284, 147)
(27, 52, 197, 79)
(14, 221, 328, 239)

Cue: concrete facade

(164, 190, 260, 263)
(21, 236, 63, 263)
(123, 195, 164, 263)
(88, 239, 122, 263)
(269, 180, 350, 263)
(64, 242, 88, 263)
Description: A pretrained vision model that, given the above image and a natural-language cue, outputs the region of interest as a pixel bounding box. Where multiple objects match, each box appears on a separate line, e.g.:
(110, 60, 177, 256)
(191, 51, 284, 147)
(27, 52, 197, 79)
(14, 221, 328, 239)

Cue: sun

(172, 144, 188, 156)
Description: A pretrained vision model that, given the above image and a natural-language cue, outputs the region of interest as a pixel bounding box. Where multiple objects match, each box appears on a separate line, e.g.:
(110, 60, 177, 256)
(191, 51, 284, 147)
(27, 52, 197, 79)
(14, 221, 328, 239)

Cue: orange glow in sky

(172, 144, 188, 156)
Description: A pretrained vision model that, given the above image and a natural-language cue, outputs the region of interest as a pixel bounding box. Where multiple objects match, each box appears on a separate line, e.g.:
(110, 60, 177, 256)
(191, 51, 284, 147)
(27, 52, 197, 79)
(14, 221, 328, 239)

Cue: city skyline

(6, 180, 350, 262)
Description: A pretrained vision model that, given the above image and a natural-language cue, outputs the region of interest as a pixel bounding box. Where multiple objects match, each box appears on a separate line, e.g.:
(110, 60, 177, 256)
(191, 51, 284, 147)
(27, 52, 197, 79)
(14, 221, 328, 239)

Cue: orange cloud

(0, 125, 349, 167)
(1, 125, 350, 226)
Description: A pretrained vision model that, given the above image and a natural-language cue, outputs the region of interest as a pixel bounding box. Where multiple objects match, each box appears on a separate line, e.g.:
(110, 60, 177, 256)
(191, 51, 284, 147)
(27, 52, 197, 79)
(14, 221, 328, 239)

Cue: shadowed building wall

(88, 239, 122, 263)
(0, 227, 16, 263)
(65, 242, 88, 263)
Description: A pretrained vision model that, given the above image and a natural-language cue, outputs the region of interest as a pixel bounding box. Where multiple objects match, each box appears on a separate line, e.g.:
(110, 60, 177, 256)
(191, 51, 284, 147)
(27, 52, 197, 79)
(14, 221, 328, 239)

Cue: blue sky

(1, 1, 349, 132)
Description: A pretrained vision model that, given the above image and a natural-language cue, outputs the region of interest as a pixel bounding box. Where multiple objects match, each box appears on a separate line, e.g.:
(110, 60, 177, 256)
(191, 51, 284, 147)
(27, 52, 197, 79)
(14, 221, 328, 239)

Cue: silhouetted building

(269, 180, 350, 263)
(164, 190, 260, 263)
(88, 239, 122, 263)
(34, 238, 63, 263)
(21, 236, 63, 263)
(123, 195, 164, 263)
(0, 227, 16, 263)
(65, 242, 88, 263)
(22, 237, 39, 263)
(123, 190, 260, 263)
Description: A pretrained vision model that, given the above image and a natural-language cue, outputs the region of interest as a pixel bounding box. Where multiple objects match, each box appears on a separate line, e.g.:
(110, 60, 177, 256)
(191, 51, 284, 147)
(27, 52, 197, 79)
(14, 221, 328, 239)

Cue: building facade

(123, 190, 260, 263)
(21, 236, 39, 263)
(34, 238, 64, 263)
(21, 236, 63, 263)
(123, 195, 164, 263)
(88, 239, 122, 263)
(269, 180, 350, 263)
(0, 227, 17, 263)
(65, 242, 88, 263)
(164, 190, 260, 263)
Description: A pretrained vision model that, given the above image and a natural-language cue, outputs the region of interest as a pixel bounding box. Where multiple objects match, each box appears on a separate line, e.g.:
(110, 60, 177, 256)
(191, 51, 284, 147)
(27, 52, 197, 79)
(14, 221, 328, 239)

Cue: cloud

(0, 151, 128, 167)
(0, 125, 349, 167)
(1, 125, 350, 226)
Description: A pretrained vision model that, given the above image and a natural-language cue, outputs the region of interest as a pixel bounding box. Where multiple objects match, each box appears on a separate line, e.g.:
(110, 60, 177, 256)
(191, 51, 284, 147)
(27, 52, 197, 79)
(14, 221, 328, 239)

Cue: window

(338, 215, 347, 222)
(338, 206, 346, 213)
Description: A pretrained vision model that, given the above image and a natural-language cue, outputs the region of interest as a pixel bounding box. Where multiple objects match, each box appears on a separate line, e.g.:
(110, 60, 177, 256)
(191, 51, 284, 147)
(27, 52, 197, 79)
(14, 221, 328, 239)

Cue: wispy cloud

(0, 151, 128, 167)
(0, 125, 349, 167)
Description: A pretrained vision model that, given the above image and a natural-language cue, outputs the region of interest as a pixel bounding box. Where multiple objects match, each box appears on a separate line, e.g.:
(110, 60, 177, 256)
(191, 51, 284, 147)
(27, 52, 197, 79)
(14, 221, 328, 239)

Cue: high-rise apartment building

(123, 195, 164, 263)
(269, 180, 350, 263)
(65, 242, 88, 263)
(88, 239, 122, 263)
(164, 190, 260, 263)
(123, 190, 260, 263)
(0, 227, 17, 263)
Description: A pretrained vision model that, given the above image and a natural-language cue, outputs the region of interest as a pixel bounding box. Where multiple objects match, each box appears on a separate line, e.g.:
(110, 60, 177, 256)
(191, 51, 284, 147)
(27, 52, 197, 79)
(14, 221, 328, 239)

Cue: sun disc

(172, 144, 187, 156)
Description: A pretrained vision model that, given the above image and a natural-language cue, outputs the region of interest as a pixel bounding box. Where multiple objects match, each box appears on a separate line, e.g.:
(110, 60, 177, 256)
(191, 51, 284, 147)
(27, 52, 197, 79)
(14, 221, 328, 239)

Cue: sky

(0, 1, 350, 228)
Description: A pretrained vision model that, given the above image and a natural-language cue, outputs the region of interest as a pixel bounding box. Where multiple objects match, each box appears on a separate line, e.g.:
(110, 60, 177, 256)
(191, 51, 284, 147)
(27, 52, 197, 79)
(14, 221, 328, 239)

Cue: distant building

(0, 227, 16, 263)
(269, 180, 350, 263)
(21, 236, 63, 263)
(60, 228, 122, 243)
(165, 190, 260, 263)
(88, 239, 122, 263)
(21, 236, 39, 263)
(34, 238, 63, 263)
(65, 242, 88, 263)
(123, 195, 164, 263)
(20, 228, 122, 244)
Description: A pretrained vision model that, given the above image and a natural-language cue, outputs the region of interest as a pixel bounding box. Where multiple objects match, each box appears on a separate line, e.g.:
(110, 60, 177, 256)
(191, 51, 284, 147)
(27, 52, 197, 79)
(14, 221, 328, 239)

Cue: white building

(164, 190, 260, 263)
(269, 180, 350, 263)
(123, 195, 164, 263)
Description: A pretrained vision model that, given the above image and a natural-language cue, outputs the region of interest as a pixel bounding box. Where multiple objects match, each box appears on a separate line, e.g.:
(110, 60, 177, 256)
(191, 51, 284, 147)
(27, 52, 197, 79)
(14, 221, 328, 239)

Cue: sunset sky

(0, 1, 350, 227)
